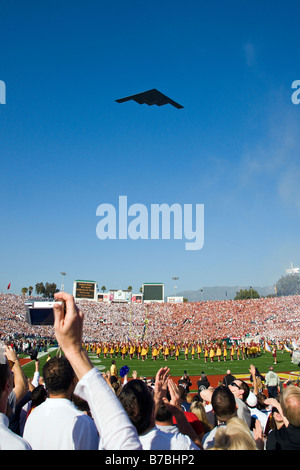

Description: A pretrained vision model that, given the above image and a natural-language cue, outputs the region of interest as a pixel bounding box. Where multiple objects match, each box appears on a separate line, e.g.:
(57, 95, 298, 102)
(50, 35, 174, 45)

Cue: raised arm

(153, 366, 170, 417)
(265, 397, 289, 428)
(249, 364, 258, 395)
(53, 292, 142, 450)
(163, 378, 202, 449)
(5, 345, 28, 403)
(53, 292, 93, 379)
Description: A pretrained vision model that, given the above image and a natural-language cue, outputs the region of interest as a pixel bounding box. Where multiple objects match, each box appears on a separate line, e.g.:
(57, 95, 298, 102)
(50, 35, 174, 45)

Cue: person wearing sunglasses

(229, 380, 252, 428)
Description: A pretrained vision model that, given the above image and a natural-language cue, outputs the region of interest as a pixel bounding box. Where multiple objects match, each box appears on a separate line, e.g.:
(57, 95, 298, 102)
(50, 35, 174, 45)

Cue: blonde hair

(281, 385, 300, 426)
(213, 417, 257, 450)
(256, 376, 263, 391)
(190, 401, 213, 433)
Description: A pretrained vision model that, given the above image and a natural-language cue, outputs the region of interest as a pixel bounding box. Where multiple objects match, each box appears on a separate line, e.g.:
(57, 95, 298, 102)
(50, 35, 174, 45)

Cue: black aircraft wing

(115, 88, 183, 109)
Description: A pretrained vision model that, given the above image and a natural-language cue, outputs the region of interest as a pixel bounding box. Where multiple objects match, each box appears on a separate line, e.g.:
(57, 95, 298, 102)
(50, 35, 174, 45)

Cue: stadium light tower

(60, 272, 67, 292)
(172, 276, 179, 296)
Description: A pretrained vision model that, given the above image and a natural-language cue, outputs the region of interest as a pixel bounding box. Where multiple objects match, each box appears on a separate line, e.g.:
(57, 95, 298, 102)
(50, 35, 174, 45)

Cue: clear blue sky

(1, 0, 300, 296)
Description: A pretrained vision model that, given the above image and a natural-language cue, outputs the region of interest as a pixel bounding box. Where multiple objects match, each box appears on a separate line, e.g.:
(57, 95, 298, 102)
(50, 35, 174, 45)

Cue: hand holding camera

(53, 292, 93, 380)
(25, 299, 64, 325)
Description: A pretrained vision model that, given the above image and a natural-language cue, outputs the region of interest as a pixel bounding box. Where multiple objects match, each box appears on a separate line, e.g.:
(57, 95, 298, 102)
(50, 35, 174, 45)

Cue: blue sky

(1, 0, 300, 296)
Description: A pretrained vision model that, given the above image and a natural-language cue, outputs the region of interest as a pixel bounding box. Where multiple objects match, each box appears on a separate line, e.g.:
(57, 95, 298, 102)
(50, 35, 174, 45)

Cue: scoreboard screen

(132, 294, 143, 303)
(143, 283, 164, 302)
(74, 281, 96, 300)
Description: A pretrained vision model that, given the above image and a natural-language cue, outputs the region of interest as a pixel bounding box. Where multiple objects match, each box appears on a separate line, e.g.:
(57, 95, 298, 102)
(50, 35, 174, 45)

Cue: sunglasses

(230, 382, 241, 390)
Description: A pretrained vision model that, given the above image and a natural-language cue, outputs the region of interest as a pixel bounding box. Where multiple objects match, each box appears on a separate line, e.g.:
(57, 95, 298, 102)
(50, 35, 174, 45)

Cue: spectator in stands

(256, 392, 269, 412)
(265, 367, 281, 399)
(27, 384, 47, 415)
(249, 366, 264, 393)
(178, 370, 192, 393)
(17, 358, 42, 436)
(118, 379, 155, 444)
(190, 400, 213, 434)
(23, 356, 99, 449)
(178, 384, 191, 411)
(154, 386, 200, 450)
(212, 417, 262, 450)
(52, 291, 142, 450)
(245, 389, 270, 435)
(110, 360, 118, 384)
(0, 354, 31, 449)
(2, 292, 300, 347)
(266, 385, 300, 450)
(201, 385, 238, 449)
(5, 345, 29, 432)
(264, 396, 288, 435)
(267, 406, 285, 433)
(229, 379, 251, 427)
(119, 366, 202, 450)
(174, 383, 204, 439)
(196, 372, 211, 397)
(222, 369, 236, 387)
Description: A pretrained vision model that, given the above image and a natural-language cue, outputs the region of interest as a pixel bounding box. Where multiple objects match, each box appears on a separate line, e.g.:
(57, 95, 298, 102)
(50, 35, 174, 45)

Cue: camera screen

(27, 308, 54, 325)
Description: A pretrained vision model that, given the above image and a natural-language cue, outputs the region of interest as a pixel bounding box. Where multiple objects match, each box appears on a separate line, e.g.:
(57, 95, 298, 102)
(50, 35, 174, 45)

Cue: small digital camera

(25, 299, 64, 326)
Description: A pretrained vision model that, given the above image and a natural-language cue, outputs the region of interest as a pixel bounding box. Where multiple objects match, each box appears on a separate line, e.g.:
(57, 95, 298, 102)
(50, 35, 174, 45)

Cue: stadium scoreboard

(131, 294, 143, 303)
(73, 280, 97, 300)
(108, 290, 131, 302)
(142, 283, 164, 303)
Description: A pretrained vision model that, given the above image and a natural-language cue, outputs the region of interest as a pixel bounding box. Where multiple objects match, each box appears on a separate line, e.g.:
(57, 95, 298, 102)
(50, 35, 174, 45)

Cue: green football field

(86, 350, 299, 380)
(21, 348, 300, 387)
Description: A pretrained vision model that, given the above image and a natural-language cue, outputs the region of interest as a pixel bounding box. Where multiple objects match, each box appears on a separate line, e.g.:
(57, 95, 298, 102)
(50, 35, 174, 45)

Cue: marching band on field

(83, 339, 282, 363)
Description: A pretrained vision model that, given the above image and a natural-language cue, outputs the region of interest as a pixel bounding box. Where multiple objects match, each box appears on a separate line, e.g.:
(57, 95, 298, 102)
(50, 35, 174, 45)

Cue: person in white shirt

(23, 356, 99, 450)
(246, 390, 269, 433)
(0, 353, 31, 450)
(155, 389, 200, 450)
(51, 291, 142, 451)
(201, 385, 238, 449)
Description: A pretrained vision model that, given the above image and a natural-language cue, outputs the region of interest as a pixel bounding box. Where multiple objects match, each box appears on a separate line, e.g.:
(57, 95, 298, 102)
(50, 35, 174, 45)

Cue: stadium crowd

(1, 291, 300, 450)
(78, 295, 300, 345)
(1, 293, 300, 348)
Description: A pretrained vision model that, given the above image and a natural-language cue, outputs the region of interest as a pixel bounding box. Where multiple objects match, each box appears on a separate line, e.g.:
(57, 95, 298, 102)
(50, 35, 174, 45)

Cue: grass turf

(21, 349, 299, 384)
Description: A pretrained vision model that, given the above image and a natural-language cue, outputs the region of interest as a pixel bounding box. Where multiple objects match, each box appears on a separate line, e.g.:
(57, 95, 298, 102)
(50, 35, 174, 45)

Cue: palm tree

(28, 286, 34, 296)
(127, 285, 132, 292)
(21, 287, 28, 296)
(101, 286, 106, 293)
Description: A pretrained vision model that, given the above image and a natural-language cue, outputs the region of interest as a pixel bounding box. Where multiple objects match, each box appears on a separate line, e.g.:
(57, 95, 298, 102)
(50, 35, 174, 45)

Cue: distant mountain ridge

(170, 285, 275, 302)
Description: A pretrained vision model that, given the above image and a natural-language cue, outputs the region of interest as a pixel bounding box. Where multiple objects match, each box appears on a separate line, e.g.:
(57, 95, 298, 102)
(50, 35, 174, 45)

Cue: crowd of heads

(1, 290, 300, 450)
